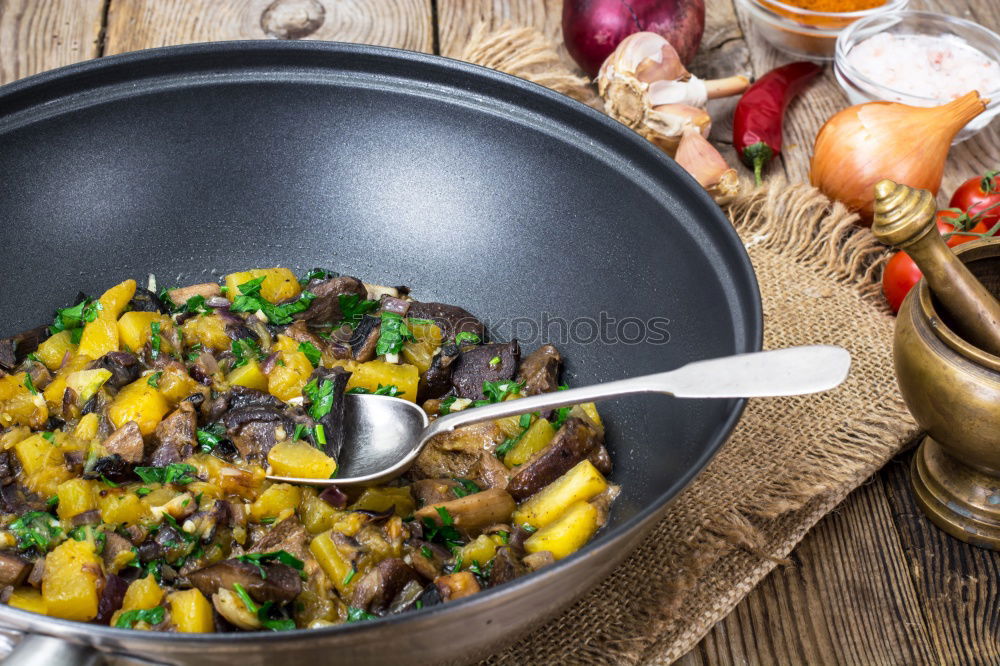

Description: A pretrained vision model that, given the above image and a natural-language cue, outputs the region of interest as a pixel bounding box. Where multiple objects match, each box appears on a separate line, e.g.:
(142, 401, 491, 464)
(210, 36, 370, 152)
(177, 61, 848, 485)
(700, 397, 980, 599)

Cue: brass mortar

(896, 241, 1000, 548)
(874, 181, 1000, 549)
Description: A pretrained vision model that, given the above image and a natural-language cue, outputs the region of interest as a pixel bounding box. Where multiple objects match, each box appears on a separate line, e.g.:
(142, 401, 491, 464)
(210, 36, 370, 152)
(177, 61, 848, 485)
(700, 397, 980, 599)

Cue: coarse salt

(847, 32, 1000, 103)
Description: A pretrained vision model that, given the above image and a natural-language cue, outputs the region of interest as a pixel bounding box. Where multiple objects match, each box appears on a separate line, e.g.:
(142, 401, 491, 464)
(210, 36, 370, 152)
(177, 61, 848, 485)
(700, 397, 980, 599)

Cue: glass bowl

(835, 10, 1000, 143)
(736, 0, 907, 60)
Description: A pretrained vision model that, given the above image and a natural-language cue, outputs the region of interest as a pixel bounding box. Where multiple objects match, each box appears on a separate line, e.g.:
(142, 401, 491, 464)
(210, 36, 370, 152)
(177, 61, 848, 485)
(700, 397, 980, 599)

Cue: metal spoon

(267, 345, 851, 487)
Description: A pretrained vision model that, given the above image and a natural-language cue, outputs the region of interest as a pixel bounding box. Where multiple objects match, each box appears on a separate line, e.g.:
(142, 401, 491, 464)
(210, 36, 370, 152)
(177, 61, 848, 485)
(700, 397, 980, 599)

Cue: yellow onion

(810, 92, 987, 224)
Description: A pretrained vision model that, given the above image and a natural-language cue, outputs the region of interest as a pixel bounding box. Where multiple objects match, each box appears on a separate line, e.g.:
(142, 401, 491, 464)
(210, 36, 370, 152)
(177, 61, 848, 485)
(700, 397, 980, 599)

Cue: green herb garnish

(454, 331, 480, 346)
(115, 606, 165, 629)
(134, 463, 198, 485)
(22, 374, 37, 396)
(9, 511, 61, 552)
(298, 342, 322, 367)
(346, 384, 403, 397)
(229, 278, 317, 325)
(236, 550, 305, 580)
(50, 298, 100, 337)
(346, 606, 377, 623)
(147, 371, 163, 388)
(150, 321, 162, 359)
(375, 312, 415, 356)
(196, 424, 225, 453)
(337, 294, 378, 328)
(303, 378, 336, 420)
(451, 479, 480, 499)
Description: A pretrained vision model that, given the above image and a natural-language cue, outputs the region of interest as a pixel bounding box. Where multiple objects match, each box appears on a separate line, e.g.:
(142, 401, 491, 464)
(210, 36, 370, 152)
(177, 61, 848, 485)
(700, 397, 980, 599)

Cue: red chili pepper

(733, 62, 822, 186)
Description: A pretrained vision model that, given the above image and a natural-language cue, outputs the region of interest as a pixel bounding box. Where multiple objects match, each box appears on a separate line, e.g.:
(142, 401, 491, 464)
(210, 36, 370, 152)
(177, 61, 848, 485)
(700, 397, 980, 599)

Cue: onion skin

(809, 92, 987, 225)
(563, 0, 705, 78)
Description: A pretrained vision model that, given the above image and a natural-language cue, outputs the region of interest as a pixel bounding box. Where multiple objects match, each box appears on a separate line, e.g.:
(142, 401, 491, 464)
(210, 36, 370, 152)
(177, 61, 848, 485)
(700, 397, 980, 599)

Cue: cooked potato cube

(8, 587, 47, 614)
(347, 360, 419, 403)
(267, 351, 314, 401)
(459, 535, 498, 569)
(504, 418, 556, 467)
(512, 459, 607, 529)
(168, 589, 214, 633)
(77, 313, 119, 360)
(42, 539, 103, 621)
(0, 373, 48, 429)
(249, 483, 301, 522)
(348, 487, 415, 518)
(299, 489, 341, 534)
(118, 311, 168, 352)
(35, 331, 76, 371)
(56, 478, 97, 520)
(401, 320, 442, 374)
(98, 279, 138, 318)
(226, 359, 269, 392)
(180, 314, 231, 351)
(267, 439, 337, 479)
(157, 365, 199, 405)
(97, 490, 150, 526)
(225, 268, 300, 304)
(72, 413, 100, 442)
(14, 433, 61, 476)
(108, 377, 169, 435)
(524, 500, 600, 560)
(310, 530, 353, 595)
(121, 575, 164, 612)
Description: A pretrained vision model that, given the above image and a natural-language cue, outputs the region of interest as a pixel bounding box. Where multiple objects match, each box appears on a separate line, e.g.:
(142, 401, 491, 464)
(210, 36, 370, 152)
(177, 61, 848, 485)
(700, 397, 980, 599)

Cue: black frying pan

(0, 42, 761, 665)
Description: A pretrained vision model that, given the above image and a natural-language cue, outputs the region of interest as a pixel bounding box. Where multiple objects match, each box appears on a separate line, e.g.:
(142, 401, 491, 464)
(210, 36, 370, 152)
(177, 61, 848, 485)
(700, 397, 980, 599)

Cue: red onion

(563, 0, 705, 78)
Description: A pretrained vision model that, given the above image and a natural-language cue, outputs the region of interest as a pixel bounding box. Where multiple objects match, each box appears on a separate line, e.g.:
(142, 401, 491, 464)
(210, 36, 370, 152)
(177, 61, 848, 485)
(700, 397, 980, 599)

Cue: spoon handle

(422, 345, 850, 440)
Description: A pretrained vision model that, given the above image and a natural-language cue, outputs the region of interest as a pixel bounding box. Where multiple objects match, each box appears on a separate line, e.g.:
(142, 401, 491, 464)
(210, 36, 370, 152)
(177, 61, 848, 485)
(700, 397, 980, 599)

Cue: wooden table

(2, 1, 999, 662)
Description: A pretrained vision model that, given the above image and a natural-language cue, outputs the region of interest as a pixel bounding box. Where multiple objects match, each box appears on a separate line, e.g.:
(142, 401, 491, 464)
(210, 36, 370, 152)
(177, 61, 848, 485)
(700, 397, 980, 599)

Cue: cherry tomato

(949, 170, 1000, 227)
(881, 210, 991, 313)
(937, 209, 988, 247)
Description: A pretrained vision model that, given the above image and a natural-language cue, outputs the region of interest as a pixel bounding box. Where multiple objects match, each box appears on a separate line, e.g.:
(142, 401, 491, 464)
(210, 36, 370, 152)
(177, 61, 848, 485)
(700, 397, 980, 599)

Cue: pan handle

(2, 633, 101, 665)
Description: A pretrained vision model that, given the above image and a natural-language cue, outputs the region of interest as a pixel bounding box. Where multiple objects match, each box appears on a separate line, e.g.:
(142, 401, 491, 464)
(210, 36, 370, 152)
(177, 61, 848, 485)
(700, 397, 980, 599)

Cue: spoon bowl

(268, 345, 852, 486)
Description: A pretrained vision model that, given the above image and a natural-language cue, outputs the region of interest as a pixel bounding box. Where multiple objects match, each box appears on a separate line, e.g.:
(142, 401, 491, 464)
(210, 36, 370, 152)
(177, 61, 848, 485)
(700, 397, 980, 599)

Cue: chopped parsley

(303, 378, 336, 420)
(134, 463, 198, 485)
(229, 277, 317, 326)
(231, 337, 265, 368)
(146, 371, 163, 388)
(422, 509, 463, 552)
(489, 356, 501, 367)
(454, 331, 480, 346)
(22, 374, 37, 396)
(135, 487, 152, 497)
(236, 550, 305, 580)
(497, 530, 510, 544)
(100, 475, 120, 488)
(299, 268, 337, 286)
(451, 478, 480, 499)
(232, 583, 296, 631)
(519, 413, 532, 429)
(343, 568, 356, 585)
(522, 524, 537, 534)
(551, 407, 572, 430)
(298, 341, 322, 367)
(495, 437, 518, 459)
(292, 423, 308, 441)
(337, 294, 378, 328)
(9, 511, 62, 552)
(196, 423, 225, 453)
(149, 321, 162, 359)
(346, 384, 403, 397)
(315, 424, 327, 447)
(439, 396, 458, 415)
(346, 606, 378, 623)
(479, 379, 523, 404)
(115, 606, 165, 629)
(41, 431, 55, 443)
(50, 297, 100, 339)
(420, 545, 433, 559)
(375, 312, 415, 356)
(179, 295, 212, 315)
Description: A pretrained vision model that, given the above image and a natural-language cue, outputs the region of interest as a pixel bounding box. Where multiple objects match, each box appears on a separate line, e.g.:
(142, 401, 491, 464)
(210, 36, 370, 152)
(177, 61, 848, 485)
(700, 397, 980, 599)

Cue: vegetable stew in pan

(0, 267, 617, 632)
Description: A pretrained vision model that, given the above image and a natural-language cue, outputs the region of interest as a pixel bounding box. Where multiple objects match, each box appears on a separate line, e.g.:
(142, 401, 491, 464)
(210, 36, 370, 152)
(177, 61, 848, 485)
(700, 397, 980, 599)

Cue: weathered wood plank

(0, 0, 106, 84)
(678, 470, 940, 665)
(438, 0, 564, 58)
(884, 453, 1000, 664)
(103, 0, 433, 55)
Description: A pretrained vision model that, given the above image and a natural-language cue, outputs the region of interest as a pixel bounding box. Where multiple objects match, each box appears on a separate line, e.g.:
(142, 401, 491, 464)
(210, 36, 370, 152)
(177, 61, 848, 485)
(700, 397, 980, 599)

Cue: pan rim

(0, 39, 762, 648)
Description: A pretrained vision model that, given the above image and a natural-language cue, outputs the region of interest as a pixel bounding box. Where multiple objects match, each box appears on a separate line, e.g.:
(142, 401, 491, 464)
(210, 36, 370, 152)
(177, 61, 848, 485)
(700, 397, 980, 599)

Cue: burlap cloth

(459, 27, 921, 664)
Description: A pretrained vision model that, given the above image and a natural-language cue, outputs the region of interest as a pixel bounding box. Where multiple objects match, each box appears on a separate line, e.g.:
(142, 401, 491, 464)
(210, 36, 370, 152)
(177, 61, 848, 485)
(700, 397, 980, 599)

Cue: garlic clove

(648, 77, 708, 107)
(675, 128, 740, 203)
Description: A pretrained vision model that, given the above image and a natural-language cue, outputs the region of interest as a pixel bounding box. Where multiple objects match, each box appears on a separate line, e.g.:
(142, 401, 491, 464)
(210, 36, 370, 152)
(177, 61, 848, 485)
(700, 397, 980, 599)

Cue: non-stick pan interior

(0, 42, 760, 535)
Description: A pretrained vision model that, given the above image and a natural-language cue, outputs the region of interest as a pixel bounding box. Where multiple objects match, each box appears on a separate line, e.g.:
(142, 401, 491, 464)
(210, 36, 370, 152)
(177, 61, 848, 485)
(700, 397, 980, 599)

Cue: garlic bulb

(597, 32, 748, 155)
